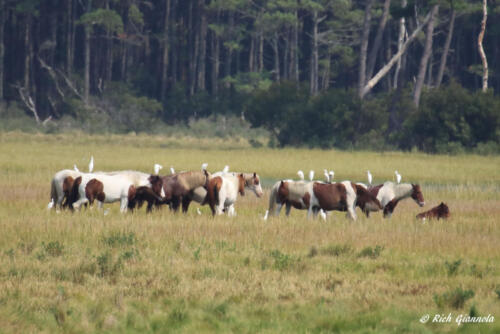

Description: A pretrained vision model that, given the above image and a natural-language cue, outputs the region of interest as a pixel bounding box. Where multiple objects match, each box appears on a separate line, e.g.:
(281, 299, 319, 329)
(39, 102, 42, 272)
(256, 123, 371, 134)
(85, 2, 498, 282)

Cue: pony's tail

(68, 176, 82, 210)
(213, 184, 220, 207)
(268, 184, 278, 215)
(49, 178, 57, 209)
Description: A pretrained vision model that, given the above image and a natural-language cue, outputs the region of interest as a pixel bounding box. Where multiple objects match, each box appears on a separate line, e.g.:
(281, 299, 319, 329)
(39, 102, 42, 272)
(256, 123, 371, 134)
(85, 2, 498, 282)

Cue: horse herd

(48, 159, 449, 221)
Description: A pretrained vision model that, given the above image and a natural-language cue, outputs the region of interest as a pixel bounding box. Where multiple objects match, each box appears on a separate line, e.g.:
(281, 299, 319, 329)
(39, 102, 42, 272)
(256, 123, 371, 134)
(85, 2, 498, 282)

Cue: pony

(364, 182, 425, 218)
(309, 181, 382, 220)
(48, 169, 82, 211)
(205, 173, 247, 216)
(416, 202, 450, 220)
(69, 173, 163, 213)
(268, 179, 313, 217)
(160, 170, 211, 212)
(128, 185, 164, 213)
(185, 172, 263, 213)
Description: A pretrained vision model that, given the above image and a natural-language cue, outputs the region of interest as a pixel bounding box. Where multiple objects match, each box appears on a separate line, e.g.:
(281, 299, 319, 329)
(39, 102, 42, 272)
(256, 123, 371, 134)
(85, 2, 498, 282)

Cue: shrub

(42, 241, 64, 257)
(357, 245, 384, 259)
(321, 244, 353, 257)
(434, 288, 475, 309)
(445, 259, 462, 276)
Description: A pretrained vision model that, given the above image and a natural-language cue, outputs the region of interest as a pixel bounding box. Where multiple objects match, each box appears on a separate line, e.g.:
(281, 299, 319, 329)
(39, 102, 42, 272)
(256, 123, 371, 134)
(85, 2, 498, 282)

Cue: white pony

(205, 172, 262, 216)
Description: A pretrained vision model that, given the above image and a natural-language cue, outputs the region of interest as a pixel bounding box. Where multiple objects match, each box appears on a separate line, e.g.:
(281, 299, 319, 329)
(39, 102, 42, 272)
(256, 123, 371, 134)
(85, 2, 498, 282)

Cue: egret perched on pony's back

(222, 165, 229, 173)
(154, 163, 163, 175)
(395, 170, 402, 184)
(74, 164, 80, 172)
(88, 156, 94, 173)
(297, 170, 304, 180)
(329, 170, 334, 182)
(309, 170, 315, 181)
(170, 166, 175, 174)
(201, 163, 208, 171)
(367, 170, 372, 185)
(323, 169, 329, 182)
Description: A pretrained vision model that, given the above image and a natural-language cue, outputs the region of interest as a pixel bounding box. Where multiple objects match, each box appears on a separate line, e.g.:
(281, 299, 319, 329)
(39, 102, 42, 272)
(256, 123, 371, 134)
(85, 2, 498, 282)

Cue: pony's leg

(120, 198, 128, 213)
(347, 205, 357, 220)
(285, 203, 292, 216)
(181, 197, 192, 213)
(97, 201, 103, 210)
(275, 203, 283, 216)
(227, 204, 236, 217)
(72, 198, 88, 211)
(171, 197, 181, 212)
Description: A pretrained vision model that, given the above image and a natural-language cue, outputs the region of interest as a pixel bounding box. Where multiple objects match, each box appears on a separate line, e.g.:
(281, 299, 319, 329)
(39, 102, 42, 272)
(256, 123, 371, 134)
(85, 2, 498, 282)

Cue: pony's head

(411, 184, 425, 207)
(438, 202, 450, 218)
(245, 172, 263, 197)
(148, 175, 164, 197)
(238, 173, 246, 196)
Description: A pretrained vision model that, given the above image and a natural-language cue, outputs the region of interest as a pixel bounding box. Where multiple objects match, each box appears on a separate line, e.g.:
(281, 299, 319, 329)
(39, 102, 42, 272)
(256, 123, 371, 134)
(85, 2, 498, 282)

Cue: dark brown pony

(126, 175, 164, 212)
(416, 202, 450, 220)
(160, 170, 210, 212)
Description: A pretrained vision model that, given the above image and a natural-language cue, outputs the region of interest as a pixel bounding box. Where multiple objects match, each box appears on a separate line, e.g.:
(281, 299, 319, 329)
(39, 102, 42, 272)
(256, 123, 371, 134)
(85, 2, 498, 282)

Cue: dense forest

(0, 0, 499, 153)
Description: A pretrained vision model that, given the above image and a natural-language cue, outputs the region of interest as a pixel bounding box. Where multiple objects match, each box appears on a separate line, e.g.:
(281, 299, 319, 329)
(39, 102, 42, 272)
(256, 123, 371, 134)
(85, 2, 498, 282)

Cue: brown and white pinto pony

(68, 173, 163, 213)
(268, 180, 312, 217)
(363, 182, 425, 218)
(186, 172, 263, 213)
(309, 181, 382, 220)
(48, 169, 82, 211)
(160, 170, 211, 212)
(416, 202, 450, 220)
(204, 173, 248, 216)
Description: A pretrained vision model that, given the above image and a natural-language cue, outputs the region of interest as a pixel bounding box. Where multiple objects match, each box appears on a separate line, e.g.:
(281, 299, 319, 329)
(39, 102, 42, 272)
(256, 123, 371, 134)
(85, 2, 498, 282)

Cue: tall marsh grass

(0, 132, 498, 332)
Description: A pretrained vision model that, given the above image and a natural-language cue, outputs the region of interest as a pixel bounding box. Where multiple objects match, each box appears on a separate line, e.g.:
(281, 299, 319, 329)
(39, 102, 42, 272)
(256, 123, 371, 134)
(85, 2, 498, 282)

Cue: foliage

(434, 288, 475, 309)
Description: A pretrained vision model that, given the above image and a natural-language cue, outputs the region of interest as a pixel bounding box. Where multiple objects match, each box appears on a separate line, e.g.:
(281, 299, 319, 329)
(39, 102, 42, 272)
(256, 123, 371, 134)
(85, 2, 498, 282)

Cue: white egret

(309, 170, 315, 181)
(297, 170, 304, 180)
(201, 163, 208, 171)
(154, 163, 163, 175)
(74, 164, 80, 172)
(367, 170, 372, 185)
(395, 170, 402, 184)
(88, 156, 94, 173)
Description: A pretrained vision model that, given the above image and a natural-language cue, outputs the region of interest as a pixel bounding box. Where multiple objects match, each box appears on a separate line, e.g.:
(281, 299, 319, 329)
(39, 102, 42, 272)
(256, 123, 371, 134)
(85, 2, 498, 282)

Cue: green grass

(0, 131, 499, 333)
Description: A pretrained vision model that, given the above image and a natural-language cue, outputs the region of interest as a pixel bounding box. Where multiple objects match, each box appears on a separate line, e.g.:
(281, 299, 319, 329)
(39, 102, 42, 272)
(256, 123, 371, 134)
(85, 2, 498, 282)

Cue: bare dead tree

(478, 0, 488, 92)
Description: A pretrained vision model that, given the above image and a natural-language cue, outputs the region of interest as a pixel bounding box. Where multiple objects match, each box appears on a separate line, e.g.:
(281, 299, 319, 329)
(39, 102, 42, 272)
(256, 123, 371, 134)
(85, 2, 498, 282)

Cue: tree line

(0, 0, 499, 152)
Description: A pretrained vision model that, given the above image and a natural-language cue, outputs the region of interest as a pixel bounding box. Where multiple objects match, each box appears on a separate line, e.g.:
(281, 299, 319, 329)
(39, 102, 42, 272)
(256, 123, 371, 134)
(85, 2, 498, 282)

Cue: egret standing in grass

(88, 156, 94, 173)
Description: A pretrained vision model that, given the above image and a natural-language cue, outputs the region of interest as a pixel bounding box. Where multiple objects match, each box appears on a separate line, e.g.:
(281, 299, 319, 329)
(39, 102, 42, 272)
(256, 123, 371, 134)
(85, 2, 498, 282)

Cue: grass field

(0, 131, 499, 333)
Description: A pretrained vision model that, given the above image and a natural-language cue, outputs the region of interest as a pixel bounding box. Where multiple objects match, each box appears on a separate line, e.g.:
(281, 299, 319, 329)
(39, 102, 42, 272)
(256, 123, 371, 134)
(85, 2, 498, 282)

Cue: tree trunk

(361, 8, 434, 98)
(435, 8, 455, 87)
(258, 31, 264, 72)
(66, 0, 73, 74)
(24, 17, 31, 91)
(393, 0, 407, 89)
(197, 0, 207, 91)
(366, 0, 391, 82)
(310, 10, 319, 95)
(0, 0, 4, 100)
(248, 35, 254, 72)
(272, 32, 280, 82)
(189, 1, 198, 95)
(413, 4, 438, 107)
(160, 0, 171, 102)
(358, 0, 374, 98)
(478, 0, 488, 92)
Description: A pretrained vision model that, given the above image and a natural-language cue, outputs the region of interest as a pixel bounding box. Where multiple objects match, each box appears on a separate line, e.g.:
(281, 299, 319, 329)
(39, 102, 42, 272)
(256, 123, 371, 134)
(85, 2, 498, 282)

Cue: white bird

(154, 163, 163, 175)
(263, 210, 269, 221)
(222, 165, 229, 173)
(319, 209, 327, 221)
(324, 169, 330, 182)
(297, 170, 304, 180)
(47, 199, 54, 209)
(170, 166, 175, 174)
(309, 170, 315, 181)
(196, 208, 202, 215)
(201, 163, 208, 171)
(74, 164, 80, 172)
(88, 156, 94, 173)
(103, 208, 110, 216)
(395, 170, 401, 184)
(329, 170, 334, 182)
(367, 170, 372, 185)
